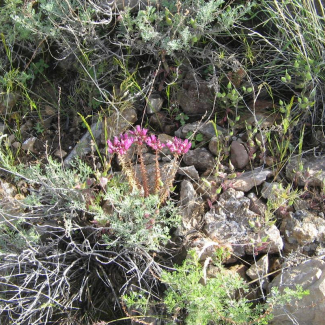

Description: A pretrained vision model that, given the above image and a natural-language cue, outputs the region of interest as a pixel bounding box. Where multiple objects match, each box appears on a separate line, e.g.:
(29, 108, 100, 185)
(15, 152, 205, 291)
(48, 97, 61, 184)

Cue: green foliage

(118, 0, 255, 55)
(264, 183, 302, 224)
(175, 112, 189, 126)
(95, 185, 180, 251)
(0, 219, 40, 254)
(186, 131, 204, 148)
(124, 250, 309, 324)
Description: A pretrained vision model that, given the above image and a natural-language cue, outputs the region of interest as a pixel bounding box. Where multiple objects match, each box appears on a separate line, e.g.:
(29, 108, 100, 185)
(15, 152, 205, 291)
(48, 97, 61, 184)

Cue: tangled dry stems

(0, 216, 167, 324)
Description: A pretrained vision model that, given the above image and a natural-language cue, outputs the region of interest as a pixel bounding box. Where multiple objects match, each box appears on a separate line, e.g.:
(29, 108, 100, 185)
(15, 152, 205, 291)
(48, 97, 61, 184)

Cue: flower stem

(138, 145, 149, 197)
(119, 154, 139, 191)
(160, 155, 179, 203)
(154, 150, 161, 194)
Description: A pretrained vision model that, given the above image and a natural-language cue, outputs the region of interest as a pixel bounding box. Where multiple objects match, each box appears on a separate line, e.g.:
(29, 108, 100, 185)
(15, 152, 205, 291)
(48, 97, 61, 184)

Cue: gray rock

(7, 134, 16, 146)
(21, 137, 37, 153)
(225, 167, 273, 192)
(64, 120, 103, 166)
(209, 135, 226, 155)
(134, 162, 173, 194)
(248, 192, 267, 216)
(183, 148, 215, 171)
(175, 121, 226, 140)
(146, 93, 163, 114)
(20, 120, 33, 134)
(269, 259, 325, 325)
(203, 188, 283, 259)
(250, 224, 283, 255)
(178, 73, 215, 116)
(142, 152, 157, 165)
(12, 142, 21, 149)
(230, 140, 249, 169)
(101, 107, 138, 145)
(280, 210, 325, 253)
(174, 122, 200, 139)
(178, 165, 200, 180)
(261, 182, 282, 200)
(65, 108, 137, 166)
(178, 180, 203, 231)
(54, 149, 67, 159)
(246, 255, 269, 288)
(286, 155, 325, 187)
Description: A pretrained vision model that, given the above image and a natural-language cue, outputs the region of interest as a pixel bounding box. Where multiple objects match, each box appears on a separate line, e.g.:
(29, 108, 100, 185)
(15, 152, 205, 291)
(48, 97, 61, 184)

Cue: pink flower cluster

(145, 135, 165, 151)
(107, 134, 134, 155)
(166, 137, 191, 155)
(129, 125, 148, 145)
(107, 126, 191, 156)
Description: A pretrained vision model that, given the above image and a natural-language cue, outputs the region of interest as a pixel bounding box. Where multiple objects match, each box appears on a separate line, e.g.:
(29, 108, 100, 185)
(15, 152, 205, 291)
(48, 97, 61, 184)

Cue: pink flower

(145, 134, 165, 151)
(107, 134, 134, 155)
(166, 137, 191, 155)
(129, 125, 148, 145)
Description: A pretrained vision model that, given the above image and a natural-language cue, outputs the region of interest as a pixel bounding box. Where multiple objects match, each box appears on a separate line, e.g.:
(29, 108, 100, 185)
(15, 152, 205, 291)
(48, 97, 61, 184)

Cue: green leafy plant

(123, 250, 309, 325)
(95, 186, 180, 251)
(175, 111, 189, 126)
(118, 0, 255, 56)
(186, 131, 204, 148)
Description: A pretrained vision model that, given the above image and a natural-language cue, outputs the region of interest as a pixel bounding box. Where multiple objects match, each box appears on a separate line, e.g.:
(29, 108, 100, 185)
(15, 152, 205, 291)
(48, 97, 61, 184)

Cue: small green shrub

(124, 250, 309, 325)
(94, 186, 181, 251)
(118, 0, 255, 56)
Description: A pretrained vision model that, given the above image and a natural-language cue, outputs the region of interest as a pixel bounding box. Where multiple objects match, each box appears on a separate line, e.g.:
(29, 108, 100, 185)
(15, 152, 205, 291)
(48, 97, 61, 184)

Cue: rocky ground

(1, 1, 325, 324)
(1, 69, 325, 324)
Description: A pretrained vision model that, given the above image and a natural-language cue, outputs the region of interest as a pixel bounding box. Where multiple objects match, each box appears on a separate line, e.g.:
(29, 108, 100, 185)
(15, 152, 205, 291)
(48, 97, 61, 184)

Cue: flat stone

(22, 137, 37, 153)
(248, 192, 267, 216)
(65, 108, 137, 166)
(209, 135, 226, 155)
(175, 121, 226, 140)
(134, 162, 173, 195)
(64, 120, 103, 165)
(261, 182, 282, 200)
(225, 167, 272, 192)
(178, 180, 203, 231)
